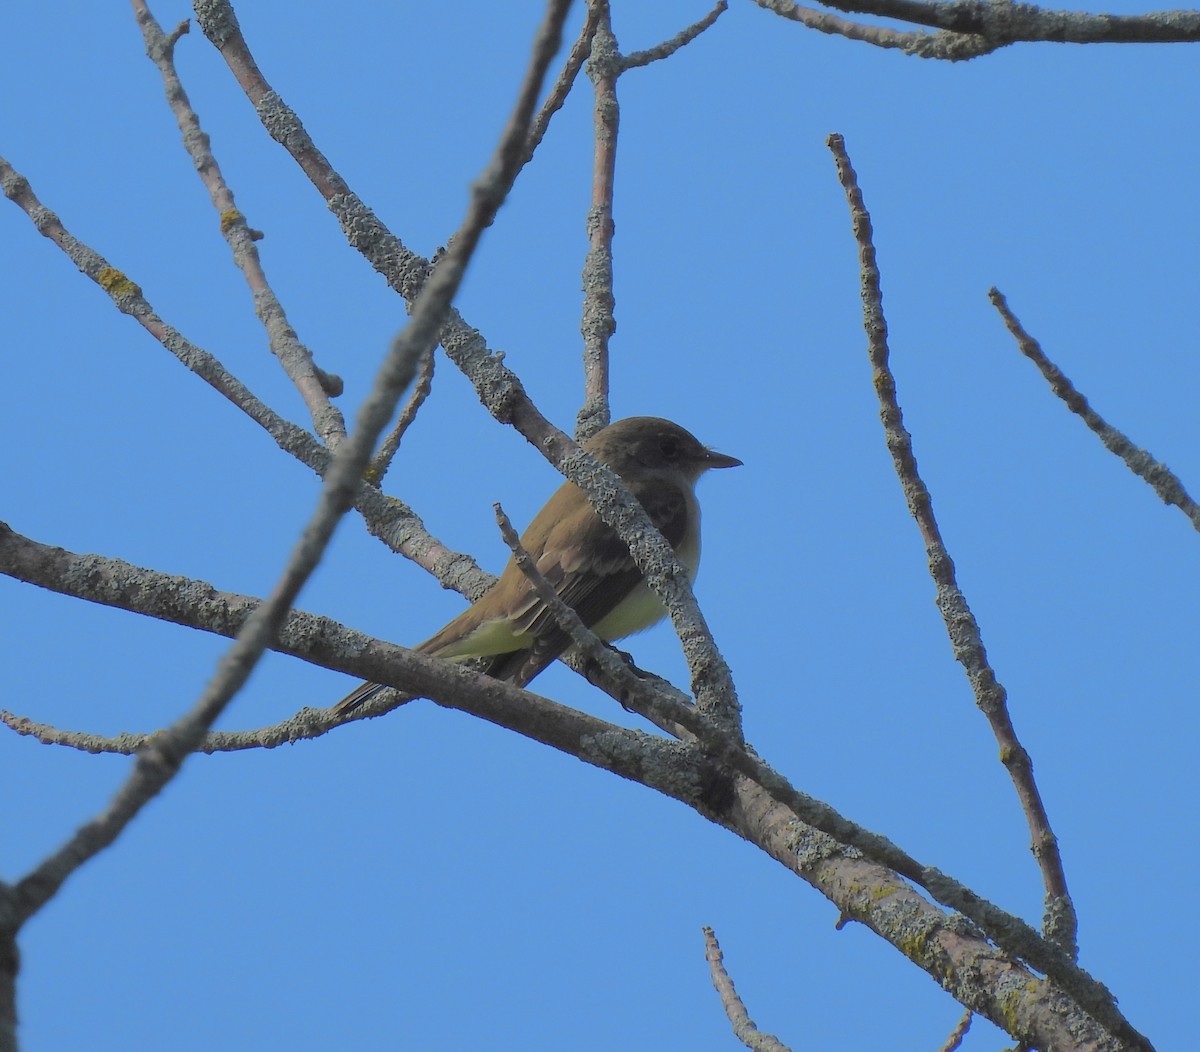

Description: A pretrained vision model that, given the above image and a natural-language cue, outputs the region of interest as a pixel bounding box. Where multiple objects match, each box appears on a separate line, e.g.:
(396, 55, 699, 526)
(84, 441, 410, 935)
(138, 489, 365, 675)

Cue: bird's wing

(486, 480, 691, 685)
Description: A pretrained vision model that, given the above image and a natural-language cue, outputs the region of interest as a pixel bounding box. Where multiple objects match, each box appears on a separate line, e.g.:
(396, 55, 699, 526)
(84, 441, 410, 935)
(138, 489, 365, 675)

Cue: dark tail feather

(480, 636, 563, 688)
(332, 680, 388, 718)
(332, 640, 561, 719)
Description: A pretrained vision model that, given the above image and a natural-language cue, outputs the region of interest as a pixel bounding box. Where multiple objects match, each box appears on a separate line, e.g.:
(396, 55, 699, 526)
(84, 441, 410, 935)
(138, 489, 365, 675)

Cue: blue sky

(2, 1, 1196, 1049)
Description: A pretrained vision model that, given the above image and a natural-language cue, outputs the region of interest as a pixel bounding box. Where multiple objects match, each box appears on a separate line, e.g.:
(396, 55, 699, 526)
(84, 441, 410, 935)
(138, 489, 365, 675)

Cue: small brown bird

(334, 416, 740, 714)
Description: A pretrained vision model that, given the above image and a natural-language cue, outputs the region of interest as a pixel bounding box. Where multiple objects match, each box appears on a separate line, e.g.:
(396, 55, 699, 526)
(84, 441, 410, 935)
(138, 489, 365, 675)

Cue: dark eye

(659, 436, 679, 458)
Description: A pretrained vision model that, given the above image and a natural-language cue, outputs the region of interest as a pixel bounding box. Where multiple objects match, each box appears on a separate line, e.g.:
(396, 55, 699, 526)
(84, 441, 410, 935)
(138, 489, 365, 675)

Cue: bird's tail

(330, 640, 556, 719)
(331, 680, 388, 718)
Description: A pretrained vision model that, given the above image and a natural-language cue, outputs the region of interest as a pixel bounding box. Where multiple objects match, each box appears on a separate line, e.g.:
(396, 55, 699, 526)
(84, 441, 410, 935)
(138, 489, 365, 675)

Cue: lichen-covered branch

(703, 927, 792, 1052)
(0, 518, 1140, 1045)
(990, 287, 1200, 532)
(754, 0, 1200, 61)
(132, 3, 346, 443)
(827, 133, 1078, 957)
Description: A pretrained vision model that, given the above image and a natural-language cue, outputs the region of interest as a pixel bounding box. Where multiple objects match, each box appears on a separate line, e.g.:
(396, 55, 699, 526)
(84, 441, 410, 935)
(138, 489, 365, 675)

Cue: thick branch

(754, 0, 1200, 59)
(0, 522, 1143, 1046)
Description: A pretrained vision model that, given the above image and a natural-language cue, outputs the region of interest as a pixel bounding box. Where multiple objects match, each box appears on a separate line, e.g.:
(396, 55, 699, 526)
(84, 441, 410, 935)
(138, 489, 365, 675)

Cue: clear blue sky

(2, 2, 1195, 1049)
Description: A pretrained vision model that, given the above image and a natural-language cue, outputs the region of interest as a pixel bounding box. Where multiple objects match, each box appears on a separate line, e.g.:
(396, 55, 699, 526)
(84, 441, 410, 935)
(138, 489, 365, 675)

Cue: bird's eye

(659, 437, 679, 458)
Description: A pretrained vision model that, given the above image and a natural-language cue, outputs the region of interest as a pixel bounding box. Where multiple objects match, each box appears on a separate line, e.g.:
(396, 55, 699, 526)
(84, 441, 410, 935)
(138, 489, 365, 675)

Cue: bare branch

(827, 133, 1078, 957)
(938, 1010, 973, 1052)
(525, 4, 601, 164)
(751, 0, 985, 59)
(990, 287, 1200, 532)
(0, 156, 307, 450)
(623, 0, 729, 69)
(703, 927, 792, 1052)
(131, 2, 347, 444)
(574, 0, 729, 438)
(0, 154, 489, 600)
(0, 523, 647, 759)
(754, 0, 1200, 57)
(368, 344, 436, 484)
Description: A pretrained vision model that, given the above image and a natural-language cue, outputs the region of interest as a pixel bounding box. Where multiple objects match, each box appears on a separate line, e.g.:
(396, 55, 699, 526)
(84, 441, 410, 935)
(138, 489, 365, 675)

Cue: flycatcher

(334, 416, 741, 714)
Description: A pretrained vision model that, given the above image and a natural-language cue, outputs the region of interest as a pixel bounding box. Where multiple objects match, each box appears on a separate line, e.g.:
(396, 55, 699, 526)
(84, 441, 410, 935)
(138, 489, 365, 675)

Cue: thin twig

(132, 2, 346, 445)
(623, 0, 728, 69)
(938, 1010, 973, 1052)
(751, 0, 996, 60)
(369, 345, 435, 483)
(826, 133, 1079, 959)
(524, 4, 601, 165)
(702, 927, 792, 1052)
(990, 287, 1200, 532)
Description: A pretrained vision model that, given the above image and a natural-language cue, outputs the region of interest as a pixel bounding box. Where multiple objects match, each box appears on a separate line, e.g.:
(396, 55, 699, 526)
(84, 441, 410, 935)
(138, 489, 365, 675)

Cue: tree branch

(0, 153, 491, 604)
(0, 521, 1144, 1047)
(755, 0, 1200, 59)
(368, 344, 436, 484)
(827, 133, 1078, 958)
(622, 0, 728, 69)
(990, 287, 1200, 532)
(132, 3, 347, 443)
(703, 927, 792, 1052)
(577, 0, 618, 439)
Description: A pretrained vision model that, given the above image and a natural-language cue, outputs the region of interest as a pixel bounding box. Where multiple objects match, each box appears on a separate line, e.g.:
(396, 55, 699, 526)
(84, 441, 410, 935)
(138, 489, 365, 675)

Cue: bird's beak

(703, 448, 742, 470)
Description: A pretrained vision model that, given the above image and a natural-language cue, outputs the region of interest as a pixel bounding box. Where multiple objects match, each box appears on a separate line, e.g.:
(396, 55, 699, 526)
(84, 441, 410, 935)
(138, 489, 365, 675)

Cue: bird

(333, 416, 741, 715)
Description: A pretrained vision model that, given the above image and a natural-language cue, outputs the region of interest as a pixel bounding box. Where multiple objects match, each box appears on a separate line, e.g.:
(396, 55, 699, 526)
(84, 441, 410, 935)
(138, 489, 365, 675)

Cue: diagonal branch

(753, 0, 1200, 60)
(622, 0, 728, 69)
(756, 0, 1200, 49)
(827, 133, 1079, 958)
(524, 3, 601, 165)
(752, 0, 987, 60)
(990, 288, 1200, 532)
(703, 927, 792, 1052)
(368, 345, 436, 484)
(0, 521, 1141, 1043)
(132, 3, 347, 444)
